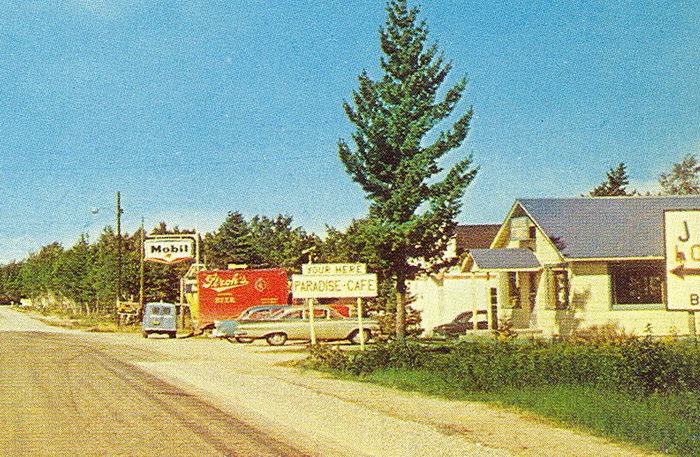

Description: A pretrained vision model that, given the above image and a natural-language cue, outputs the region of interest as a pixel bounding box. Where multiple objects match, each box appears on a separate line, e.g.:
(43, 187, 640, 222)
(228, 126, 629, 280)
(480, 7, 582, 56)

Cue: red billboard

(196, 269, 289, 328)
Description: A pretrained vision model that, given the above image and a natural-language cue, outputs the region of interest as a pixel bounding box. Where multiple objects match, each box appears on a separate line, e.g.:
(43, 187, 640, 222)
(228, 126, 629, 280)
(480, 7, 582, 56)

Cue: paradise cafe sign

(292, 263, 377, 348)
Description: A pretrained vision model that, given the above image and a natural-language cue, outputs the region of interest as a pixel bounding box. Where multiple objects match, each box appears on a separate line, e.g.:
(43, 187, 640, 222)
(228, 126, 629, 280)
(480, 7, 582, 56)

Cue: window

(611, 262, 664, 306)
(455, 312, 470, 324)
(282, 310, 303, 320)
(528, 225, 537, 240)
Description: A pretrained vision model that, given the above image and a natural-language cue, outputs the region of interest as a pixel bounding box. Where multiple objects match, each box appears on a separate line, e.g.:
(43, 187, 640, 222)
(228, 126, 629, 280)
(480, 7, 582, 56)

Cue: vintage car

(432, 310, 489, 337)
(212, 305, 290, 342)
(142, 302, 177, 338)
(231, 306, 379, 346)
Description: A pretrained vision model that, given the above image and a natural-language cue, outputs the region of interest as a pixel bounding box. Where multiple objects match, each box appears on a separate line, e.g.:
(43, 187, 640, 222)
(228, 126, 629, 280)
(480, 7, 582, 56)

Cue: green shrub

(307, 345, 351, 371)
(309, 338, 700, 396)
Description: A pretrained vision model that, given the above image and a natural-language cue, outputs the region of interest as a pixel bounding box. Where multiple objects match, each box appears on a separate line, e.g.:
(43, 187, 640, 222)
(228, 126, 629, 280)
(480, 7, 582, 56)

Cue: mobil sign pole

(293, 263, 377, 349)
(142, 232, 200, 320)
(664, 210, 700, 337)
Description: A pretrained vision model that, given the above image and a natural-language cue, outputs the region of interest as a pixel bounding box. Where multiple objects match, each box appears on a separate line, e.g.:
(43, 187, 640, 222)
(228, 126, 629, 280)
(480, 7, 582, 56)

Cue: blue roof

(517, 196, 700, 259)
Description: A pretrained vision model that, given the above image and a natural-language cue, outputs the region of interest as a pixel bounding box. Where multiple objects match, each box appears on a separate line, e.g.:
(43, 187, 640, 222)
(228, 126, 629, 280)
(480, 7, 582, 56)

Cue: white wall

(409, 273, 496, 335)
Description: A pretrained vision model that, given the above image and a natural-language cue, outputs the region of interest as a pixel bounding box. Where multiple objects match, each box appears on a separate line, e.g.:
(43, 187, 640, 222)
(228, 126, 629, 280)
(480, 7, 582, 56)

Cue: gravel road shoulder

(0, 307, 663, 456)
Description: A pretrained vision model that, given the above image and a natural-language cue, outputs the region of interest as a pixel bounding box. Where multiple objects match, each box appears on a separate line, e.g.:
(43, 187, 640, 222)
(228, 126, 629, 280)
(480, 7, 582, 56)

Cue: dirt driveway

(0, 307, 662, 456)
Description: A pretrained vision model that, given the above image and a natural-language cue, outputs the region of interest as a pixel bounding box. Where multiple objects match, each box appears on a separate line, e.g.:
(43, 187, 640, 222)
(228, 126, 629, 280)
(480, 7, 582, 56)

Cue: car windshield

(454, 312, 471, 323)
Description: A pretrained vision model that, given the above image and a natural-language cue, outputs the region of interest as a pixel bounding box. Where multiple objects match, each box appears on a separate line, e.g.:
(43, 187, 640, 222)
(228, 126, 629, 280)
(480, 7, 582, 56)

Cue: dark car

(433, 310, 488, 337)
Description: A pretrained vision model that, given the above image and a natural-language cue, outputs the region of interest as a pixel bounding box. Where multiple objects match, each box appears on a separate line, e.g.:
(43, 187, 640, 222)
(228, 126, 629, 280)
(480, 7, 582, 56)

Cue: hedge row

(310, 339, 700, 395)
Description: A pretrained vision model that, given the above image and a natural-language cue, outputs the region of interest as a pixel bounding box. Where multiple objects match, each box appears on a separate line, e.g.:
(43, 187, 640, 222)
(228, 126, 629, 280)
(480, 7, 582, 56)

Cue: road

(0, 307, 661, 457)
(0, 331, 304, 456)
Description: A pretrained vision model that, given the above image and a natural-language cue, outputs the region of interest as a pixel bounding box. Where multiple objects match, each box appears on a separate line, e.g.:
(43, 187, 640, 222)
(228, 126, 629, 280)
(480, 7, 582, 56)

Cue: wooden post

(471, 272, 478, 334)
(357, 297, 365, 350)
(139, 217, 145, 316)
(115, 191, 122, 322)
(308, 298, 317, 345)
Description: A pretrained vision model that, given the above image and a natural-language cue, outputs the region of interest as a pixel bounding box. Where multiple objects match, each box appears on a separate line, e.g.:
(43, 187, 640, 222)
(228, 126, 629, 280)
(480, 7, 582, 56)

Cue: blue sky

(1, 0, 699, 263)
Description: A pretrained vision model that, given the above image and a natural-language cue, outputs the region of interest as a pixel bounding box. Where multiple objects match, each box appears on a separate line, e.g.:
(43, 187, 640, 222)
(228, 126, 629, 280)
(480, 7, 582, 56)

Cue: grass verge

(12, 305, 139, 333)
(362, 367, 700, 456)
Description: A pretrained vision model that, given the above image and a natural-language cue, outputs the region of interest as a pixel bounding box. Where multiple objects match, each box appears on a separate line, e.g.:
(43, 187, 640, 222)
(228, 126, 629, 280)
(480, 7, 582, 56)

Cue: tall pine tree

(338, 0, 477, 339)
(204, 212, 260, 269)
(589, 163, 633, 196)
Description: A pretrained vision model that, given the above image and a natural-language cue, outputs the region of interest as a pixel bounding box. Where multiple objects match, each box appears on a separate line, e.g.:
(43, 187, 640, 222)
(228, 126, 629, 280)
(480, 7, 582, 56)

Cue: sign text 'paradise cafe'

(293, 263, 377, 298)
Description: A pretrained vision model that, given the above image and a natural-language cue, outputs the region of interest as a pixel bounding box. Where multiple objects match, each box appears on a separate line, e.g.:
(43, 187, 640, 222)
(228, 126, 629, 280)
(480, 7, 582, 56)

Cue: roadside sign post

(292, 264, 377, 349)
(141, 232, 200, 325)
(308, 298, 317, 344)
(357, 297, 365, 350)
(664, 210, 700, 338)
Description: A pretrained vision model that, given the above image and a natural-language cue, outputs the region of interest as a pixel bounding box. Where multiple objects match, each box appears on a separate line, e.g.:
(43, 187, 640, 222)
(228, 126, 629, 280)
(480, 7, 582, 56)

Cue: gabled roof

(469, 248, 541, 271)
(517, 196, 700, 259)
(454, 224, 500, 255)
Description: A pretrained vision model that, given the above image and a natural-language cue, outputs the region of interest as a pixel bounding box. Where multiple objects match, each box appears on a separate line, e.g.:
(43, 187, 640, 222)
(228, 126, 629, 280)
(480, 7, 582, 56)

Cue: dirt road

(0, 331, 306, 456)
(0, 307, 662, 456)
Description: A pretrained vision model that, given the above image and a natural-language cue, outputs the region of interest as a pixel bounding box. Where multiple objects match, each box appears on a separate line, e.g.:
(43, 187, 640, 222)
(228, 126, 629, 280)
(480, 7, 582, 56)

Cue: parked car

(432, 310, 488, 337)
(231, 306, 379, 346)
(212, 305, 290, 342)
(142, 302, 177, 338)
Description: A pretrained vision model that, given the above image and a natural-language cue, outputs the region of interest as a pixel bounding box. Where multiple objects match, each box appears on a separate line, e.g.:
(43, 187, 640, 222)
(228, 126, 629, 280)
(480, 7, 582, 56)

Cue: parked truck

(193, 268, 289, 330)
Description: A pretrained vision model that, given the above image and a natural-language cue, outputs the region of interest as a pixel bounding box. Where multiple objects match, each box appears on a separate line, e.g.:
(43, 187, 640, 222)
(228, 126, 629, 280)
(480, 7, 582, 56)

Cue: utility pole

(139, 217, 145, 316)
(116, 191, 123, 322)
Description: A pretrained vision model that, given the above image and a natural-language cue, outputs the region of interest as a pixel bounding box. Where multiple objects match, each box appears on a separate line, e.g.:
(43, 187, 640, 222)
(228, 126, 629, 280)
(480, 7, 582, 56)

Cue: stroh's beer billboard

(144, 239, 194, 264)
(195, 269, 289, 328)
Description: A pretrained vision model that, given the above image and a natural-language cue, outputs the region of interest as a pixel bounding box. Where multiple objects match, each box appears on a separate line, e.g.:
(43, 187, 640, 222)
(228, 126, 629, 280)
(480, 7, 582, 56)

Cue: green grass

(361, 367, 700, 456)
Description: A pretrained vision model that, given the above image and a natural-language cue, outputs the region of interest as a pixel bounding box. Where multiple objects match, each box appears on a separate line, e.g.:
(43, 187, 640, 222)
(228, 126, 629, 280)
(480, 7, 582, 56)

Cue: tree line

(0, 213, 401, 314)
(589, 155, 700, 197)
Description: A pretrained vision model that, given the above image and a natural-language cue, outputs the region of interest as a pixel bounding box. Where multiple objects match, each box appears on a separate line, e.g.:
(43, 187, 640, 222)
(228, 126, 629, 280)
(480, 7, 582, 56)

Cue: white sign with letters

(665, 210, 700, 310)
(292, 273, 378, 298)
(301, 263, 367, 276)
(144, 239, 194, 264)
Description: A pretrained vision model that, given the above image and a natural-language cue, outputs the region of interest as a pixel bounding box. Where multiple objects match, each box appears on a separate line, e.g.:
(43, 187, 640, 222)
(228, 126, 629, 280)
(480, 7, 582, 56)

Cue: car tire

(266, 333, 287, 346)
(168, 332, 176, 339)
(142, 331, 149, 338)
(235, 337, 254, 344)
(349, 329, 372, 345)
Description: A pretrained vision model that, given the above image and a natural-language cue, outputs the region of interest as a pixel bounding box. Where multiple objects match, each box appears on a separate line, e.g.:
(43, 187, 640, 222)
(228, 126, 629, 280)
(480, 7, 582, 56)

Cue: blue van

(142, 302, 177, 338)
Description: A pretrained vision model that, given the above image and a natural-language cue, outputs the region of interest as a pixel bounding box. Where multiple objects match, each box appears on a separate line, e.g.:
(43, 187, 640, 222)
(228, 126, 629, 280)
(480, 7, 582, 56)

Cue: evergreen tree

(338, 0, 477, 339)
(248, 214, 319, 269)
(590, 163, 633, 196)
(659, 154, 700, 195)
(204, 212, 260, 269)
(57, 234, 97, 312)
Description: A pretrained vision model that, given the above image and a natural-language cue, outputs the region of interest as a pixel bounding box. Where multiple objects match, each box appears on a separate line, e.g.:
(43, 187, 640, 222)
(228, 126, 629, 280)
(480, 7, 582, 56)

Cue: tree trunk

(395, 269, 406, 341)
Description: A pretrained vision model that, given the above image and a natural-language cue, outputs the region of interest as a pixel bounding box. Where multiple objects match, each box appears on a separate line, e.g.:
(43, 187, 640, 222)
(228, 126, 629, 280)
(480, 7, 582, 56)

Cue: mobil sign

(144, 238, 194, 264)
